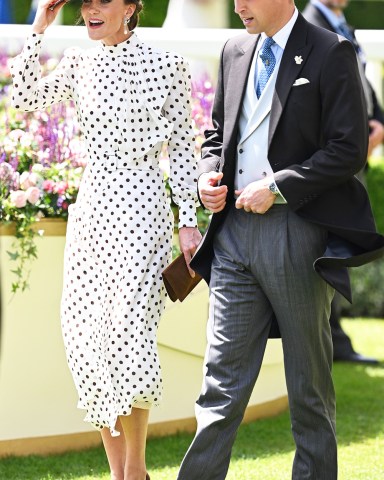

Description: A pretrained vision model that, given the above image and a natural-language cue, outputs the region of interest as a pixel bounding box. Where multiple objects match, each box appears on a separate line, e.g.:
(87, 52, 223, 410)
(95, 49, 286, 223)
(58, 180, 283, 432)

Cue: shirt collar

(100, 32, 141, 56)
(259, 7, 298, 51)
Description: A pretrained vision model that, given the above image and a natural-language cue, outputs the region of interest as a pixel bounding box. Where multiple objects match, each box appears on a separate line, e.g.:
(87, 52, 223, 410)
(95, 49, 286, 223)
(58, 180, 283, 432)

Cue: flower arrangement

(0, 96, 87, 292)
(0, 51, 214, 293)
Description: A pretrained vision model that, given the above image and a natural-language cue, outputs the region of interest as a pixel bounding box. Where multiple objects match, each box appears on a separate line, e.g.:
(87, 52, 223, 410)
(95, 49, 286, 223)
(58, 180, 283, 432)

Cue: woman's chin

(86, 26, 106, 41)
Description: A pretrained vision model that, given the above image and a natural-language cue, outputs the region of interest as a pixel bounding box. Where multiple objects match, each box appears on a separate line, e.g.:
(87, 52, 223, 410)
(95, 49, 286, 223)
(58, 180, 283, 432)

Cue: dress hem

(77, 400, 160, 437)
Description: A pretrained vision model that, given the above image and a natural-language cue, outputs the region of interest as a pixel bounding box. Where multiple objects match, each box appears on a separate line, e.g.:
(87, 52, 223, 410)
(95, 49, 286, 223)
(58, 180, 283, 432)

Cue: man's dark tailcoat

(191, 14, 384, 324)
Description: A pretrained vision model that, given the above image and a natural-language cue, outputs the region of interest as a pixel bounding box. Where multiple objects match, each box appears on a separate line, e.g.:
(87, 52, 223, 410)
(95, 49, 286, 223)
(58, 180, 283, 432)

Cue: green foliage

(342, 258, 384, 318)
(341, 159, 384, 317)
(138, 0, 169, 27)
(7, 215, 38, 293)
(366, 159, 384, 234)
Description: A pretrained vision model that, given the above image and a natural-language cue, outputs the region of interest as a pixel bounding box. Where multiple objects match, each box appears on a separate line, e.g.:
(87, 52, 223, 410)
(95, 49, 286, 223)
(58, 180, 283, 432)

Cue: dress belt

(102, 151, 159, 173)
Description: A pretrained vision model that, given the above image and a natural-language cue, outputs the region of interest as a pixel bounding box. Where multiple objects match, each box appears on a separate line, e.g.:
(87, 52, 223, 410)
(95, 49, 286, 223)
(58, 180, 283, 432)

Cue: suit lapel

(269, 14, 313, 148)
(223, 35, 258, 147)
(240, 67, 278, 145)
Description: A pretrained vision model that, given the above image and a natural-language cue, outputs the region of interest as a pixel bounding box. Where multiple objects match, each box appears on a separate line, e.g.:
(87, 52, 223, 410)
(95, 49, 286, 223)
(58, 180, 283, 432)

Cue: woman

(11, 1, 201, 479)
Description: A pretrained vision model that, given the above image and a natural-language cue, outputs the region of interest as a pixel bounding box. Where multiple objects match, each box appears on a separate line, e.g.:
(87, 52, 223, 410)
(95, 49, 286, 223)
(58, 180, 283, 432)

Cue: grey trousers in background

(177, 205, 336, 480)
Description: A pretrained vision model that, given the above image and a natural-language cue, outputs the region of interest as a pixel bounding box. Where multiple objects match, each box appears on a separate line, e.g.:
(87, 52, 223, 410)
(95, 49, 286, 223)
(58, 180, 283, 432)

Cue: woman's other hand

(178, 226, 202, 277)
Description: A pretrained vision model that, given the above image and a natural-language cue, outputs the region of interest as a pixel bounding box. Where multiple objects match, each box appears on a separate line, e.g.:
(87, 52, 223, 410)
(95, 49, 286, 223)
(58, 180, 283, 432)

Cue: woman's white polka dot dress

(11, 33, 198, 436)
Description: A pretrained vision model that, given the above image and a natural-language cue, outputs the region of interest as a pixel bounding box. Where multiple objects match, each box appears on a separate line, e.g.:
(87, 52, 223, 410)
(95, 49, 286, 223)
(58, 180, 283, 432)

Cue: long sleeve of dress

(11, 33, 75, 111)
(162, 59, 198, 228)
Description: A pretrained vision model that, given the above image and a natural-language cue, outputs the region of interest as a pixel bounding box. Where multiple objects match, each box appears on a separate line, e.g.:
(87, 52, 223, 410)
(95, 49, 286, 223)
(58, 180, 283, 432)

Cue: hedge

(341, 159, 384, 318)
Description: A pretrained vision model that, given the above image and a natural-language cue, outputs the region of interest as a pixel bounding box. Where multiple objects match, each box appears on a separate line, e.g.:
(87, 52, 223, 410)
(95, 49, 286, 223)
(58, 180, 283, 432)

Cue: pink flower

(54, 181, 69, 195)
(43, 180, 54, 193)
(26, 186, 41, 205)
(9, 190, 28, 208)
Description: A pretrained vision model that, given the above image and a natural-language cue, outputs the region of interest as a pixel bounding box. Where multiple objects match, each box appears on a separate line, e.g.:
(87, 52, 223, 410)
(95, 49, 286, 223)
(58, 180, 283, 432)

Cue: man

(303, 0, 384, 365)
(177, 1, 384, 479)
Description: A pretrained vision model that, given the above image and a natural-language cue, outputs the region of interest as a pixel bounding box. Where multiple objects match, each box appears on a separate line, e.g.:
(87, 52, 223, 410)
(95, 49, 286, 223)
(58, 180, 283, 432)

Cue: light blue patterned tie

(255, 37, 276, 99)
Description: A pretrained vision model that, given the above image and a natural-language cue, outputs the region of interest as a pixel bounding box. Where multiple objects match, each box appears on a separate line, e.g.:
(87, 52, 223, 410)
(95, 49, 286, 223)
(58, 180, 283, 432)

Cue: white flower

(32, 164, 44, 173)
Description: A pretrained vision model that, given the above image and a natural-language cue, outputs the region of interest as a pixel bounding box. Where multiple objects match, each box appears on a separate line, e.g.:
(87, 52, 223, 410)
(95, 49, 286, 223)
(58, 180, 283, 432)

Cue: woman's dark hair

(126, 0, 143, 30)
(78, 1, 143, 30)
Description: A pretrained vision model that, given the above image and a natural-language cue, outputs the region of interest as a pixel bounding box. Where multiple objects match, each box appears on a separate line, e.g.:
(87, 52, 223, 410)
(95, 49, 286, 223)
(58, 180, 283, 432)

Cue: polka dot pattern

(11, 33, 198, 436)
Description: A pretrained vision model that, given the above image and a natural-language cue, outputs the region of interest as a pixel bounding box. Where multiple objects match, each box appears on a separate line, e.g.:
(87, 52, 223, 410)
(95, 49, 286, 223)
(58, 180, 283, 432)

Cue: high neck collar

(101, 32, 140, 56)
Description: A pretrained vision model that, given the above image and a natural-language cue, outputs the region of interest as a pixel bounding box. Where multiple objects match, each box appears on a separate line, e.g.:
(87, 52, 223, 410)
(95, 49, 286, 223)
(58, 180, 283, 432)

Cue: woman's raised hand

(32, 0, 67, 34)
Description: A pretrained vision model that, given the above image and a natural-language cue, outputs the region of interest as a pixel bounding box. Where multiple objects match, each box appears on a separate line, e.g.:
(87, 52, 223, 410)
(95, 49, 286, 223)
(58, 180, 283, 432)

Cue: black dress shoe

(333, 352, 379, 365)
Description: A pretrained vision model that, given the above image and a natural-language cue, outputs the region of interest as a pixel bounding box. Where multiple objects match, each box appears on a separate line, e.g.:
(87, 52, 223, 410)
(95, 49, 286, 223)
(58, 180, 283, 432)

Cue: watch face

(269, 182, 278, 195)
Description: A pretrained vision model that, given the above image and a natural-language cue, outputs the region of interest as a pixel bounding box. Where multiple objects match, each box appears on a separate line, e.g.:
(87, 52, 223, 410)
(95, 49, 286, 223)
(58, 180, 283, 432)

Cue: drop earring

(123, 15, 131, 35)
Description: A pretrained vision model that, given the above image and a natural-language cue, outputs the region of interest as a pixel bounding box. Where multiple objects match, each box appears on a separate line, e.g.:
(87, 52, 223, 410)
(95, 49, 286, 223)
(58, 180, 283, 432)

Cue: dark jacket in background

(302, 2, 384, 124)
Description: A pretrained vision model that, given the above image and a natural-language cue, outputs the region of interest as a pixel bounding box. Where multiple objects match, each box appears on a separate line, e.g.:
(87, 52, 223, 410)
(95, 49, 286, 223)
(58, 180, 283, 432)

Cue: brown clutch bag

(162, 254, 203, 302)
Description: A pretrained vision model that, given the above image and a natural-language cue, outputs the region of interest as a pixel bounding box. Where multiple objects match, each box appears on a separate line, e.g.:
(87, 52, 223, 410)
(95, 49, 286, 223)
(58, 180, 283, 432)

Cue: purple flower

(0, 162, 18, 191)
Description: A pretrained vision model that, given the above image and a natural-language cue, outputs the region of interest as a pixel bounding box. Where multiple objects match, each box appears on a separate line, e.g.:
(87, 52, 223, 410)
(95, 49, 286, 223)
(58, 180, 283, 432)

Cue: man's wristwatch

(268, 181, 279, 196)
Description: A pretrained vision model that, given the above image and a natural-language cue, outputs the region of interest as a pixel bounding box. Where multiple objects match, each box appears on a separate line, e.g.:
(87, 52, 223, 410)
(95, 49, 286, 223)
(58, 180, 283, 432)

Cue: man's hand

(178, 226, 202, 277)
(198, 171, 228, 213)
(368, 119, 384, 157)
(235, 179, 276, 214)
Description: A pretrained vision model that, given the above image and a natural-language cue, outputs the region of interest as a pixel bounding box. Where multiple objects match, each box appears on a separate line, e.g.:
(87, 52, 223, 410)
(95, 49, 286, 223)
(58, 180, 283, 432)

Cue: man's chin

(242, 21, 259, 35)
(245, 26, 259, 35)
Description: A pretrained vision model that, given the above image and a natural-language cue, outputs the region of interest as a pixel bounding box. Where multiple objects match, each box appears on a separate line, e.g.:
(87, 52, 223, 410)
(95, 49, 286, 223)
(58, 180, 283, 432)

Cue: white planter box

(0, 222, 287, 456)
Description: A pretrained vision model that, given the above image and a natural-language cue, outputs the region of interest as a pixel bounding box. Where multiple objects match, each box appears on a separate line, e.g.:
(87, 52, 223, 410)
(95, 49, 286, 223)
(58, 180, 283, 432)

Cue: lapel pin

(294, 56, 303, 65)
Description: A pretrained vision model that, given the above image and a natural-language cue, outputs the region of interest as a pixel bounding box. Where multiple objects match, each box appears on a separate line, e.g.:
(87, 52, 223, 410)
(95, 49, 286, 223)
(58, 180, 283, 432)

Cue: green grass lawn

(1, 318, 383, 480)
